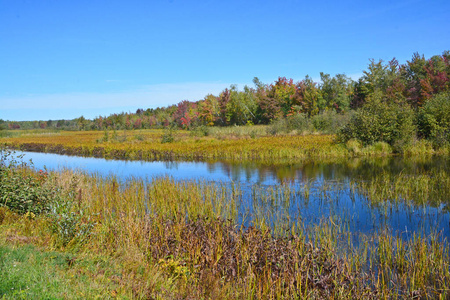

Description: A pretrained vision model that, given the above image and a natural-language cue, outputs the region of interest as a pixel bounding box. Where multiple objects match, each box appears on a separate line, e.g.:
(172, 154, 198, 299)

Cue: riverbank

(1, 128, 446, 163)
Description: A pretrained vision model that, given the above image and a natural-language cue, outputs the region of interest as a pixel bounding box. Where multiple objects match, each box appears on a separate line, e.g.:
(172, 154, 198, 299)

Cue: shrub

(161, 127, 175, 143)
(346, 139, 362, 155)
(418, 92, 450, 148)
(189, 125, 209, 137)
(338, 99, 416, 150)
(48, 198, 95, 247)
(311, 110, 352, 134)
(267, 114, 311, 135)
(285, 113, 311, 132)
(0, 149, 57, 215)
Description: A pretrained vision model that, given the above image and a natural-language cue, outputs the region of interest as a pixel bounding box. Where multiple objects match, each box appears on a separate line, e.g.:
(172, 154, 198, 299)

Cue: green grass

(0, 244, 124, 299)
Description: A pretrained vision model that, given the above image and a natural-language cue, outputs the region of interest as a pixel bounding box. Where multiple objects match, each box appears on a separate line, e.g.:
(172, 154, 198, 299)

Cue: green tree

(76, 116, 88, 130)
(418, 92, 450, 146)
(339, 98, 416, 149)
(226, 85, 257, 125)
(352, 58, 405, 108)
(319, 73, 353, 112)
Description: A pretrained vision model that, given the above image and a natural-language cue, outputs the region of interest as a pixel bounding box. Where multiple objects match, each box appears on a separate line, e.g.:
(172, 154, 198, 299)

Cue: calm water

(10, 151, 450, 240)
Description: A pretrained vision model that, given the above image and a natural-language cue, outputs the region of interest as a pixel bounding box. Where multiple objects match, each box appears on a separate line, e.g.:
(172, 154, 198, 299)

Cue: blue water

(6, 150, 450, 240)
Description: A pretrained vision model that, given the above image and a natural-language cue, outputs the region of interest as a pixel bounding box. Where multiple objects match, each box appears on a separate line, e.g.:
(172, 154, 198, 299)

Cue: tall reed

(2, 160, 450, 298)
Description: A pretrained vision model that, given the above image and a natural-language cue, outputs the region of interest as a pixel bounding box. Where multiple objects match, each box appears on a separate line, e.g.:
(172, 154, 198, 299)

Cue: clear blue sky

(1, 0, 449, 121)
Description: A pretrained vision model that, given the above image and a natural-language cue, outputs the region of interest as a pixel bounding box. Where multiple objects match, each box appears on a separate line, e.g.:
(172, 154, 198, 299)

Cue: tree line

(3, 51, 450, 147)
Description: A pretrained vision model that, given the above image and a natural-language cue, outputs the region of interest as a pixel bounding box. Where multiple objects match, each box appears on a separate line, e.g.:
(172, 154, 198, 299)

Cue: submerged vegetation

(1, 150, 450, 298)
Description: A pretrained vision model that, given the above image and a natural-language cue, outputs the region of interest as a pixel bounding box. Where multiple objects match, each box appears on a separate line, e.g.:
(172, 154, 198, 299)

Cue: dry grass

(1, 129, 351, 162)
(2, 165, 449, 298)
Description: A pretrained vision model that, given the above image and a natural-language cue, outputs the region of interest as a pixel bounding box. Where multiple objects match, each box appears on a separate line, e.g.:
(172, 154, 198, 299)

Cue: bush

(189, 125, 209, 137)
(311, 110, 352, 134)
(161, 127, 175, 143)
(0, 149, 57, 215)
(338, 99, 416, 150)
(267, 114, 311, 135)
(418, 92, 450, 148)
(49, 198, 95, 247)
(267, 111, 352, 135)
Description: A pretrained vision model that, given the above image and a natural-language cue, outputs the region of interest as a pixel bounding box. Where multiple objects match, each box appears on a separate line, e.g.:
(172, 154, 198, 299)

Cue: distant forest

(2, 51, 449, 132)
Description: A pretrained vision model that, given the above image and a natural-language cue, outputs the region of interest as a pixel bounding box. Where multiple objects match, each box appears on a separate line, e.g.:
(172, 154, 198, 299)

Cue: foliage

(404, 52, 450, 107)
(311, 110, 352, 134)
(0, 149, 57, 215)
(225, 85, 257, 125)
(339, 98, 416, 149)
(319, 73, 353, 112)
(48, 198, 95, 247)
(418, 92, 450, 147)
(198, 94, 219, 126)
(161, 127, 175, 143)
(4, 50, 449, 137)
(268, 111, 351, 135)
(2, 50, 450, 156)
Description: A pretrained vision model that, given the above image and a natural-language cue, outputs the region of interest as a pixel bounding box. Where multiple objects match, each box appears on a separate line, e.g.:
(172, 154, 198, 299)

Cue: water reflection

(17, 151, 450, 185)
(11, 151, 450, 240)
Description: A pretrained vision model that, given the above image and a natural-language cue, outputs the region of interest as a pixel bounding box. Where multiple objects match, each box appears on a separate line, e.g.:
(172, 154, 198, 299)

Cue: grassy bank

(1, 152, 450, 298)
(2, 128, 448, 163)
(0, 127, 423, 164)
(0, 128, 347, 162)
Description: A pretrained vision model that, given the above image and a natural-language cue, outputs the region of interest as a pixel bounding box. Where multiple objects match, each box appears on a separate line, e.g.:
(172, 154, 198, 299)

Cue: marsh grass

(353, 169, 450, 209)
(1, 129, 355, 163)
(1, 159, 450, 298)
(208, 125, 269, 139)
(4, 128, 450, 163)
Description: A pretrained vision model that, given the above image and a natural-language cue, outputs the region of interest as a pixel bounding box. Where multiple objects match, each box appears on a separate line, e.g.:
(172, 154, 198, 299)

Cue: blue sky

(1, 0, 449, 121)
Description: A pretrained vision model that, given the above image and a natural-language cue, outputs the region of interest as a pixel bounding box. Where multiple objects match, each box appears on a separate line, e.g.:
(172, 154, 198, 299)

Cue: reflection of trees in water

(206, 156, 450, 184)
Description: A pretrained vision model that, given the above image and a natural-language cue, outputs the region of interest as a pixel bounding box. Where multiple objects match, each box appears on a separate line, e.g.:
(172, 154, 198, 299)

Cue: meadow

(1, 127, 445, 165)
(1, 148, 450, 299)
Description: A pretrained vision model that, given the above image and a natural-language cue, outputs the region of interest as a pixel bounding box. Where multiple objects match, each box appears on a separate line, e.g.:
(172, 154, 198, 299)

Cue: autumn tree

(198, 94, 219, 126)
(257, 77, 296, 123)
(217, 88, 232, 125)
(173, 100, 198, 128)
(295, 76, 324, 116)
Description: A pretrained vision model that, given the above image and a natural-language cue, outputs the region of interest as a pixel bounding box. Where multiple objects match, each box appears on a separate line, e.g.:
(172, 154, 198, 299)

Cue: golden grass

(1, 129, 356, 163)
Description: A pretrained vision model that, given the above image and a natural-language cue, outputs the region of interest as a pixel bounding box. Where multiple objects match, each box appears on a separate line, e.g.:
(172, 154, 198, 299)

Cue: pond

(10, 150, 450, 241)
